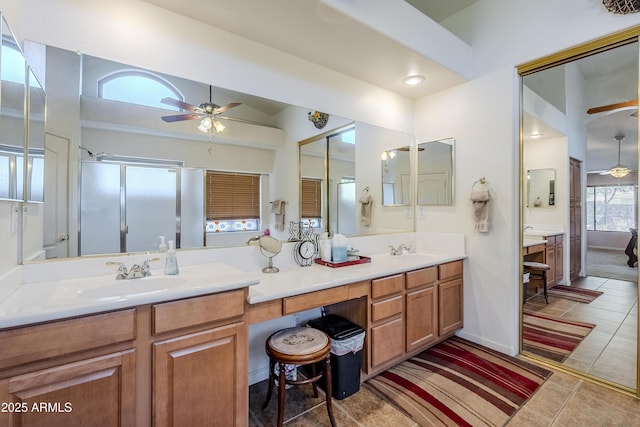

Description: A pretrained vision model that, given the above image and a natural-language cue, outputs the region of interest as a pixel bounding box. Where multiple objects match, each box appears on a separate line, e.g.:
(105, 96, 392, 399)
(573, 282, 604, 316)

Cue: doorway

(520, 33, 639, 394)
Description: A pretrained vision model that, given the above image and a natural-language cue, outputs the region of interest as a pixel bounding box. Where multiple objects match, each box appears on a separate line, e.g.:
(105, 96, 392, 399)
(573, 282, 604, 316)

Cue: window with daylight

(300, 178, 323, 229)
(98, 70, 183, 110)
(206, 171, 261, 232)
(586, 184, 638, 232)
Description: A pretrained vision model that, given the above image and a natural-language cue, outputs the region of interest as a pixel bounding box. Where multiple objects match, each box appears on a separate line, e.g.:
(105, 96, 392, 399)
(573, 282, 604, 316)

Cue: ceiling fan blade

(161, 113, 202, 123)
(214, 102, 241, 114)
(161, 97, 201, 113)
(586, 99, 638, 114)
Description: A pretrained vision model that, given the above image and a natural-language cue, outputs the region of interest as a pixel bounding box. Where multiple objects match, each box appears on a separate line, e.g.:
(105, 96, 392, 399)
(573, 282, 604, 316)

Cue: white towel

(470, 185, 491, 233)
(272, 200, 286, 230)
(359, 193, 373, 226)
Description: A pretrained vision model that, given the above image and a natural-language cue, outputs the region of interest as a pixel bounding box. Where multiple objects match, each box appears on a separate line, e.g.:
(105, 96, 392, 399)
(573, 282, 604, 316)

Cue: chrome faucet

(523, 225, 533, 231)
(107, 258, 159, 280)
(389, 243, 410, 256)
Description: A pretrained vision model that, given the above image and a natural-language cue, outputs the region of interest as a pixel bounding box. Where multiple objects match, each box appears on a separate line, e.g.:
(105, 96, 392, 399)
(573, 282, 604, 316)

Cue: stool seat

(263, 327, 336, 427)
(524, 262, 550, 304)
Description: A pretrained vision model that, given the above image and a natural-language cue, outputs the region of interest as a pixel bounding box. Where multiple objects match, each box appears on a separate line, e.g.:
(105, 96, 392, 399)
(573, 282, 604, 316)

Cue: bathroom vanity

(0, 235, 465, 426)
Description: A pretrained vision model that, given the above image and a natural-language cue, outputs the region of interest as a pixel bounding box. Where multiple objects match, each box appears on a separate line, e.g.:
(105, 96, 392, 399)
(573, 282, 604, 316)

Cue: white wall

(414, 67, 520, 354)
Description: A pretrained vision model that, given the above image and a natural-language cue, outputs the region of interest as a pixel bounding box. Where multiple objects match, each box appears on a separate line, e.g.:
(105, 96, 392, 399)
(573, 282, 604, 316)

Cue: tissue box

(332, 246, 348, 263)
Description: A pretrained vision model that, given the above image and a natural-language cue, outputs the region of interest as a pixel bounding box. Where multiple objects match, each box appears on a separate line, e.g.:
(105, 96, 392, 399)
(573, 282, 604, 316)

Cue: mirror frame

(518, 28, 640, 396)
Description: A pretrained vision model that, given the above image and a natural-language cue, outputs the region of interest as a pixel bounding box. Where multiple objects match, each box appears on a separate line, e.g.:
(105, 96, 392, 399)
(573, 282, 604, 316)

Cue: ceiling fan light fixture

(197, 117, 213, 133)
(608, 165, 631, 178)
(213, 120, 226, 133)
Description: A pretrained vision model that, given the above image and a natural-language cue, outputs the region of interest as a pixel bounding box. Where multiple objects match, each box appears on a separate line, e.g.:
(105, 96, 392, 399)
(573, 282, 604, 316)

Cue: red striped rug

(547, 285, 603, 303)
(366, 337, 551, 426)
(522, 309, 595, 362)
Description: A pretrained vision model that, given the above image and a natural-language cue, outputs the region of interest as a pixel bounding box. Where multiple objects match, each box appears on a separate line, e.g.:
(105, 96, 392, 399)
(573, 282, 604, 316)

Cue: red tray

(314, 256, 371, 268)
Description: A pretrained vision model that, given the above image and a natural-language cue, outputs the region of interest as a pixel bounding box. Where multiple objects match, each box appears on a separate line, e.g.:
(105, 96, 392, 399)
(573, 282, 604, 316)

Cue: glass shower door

(125, 165, 177, 253)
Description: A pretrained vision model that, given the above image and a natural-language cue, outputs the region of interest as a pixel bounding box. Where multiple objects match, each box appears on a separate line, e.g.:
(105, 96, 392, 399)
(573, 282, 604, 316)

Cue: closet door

(569, 158, 582, 280)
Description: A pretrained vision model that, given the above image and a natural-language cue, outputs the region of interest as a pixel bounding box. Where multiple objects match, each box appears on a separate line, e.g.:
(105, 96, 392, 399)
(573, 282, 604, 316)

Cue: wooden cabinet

(153, 322, 247, 427)
(542, 234, 564, 286)
(406, 286, 438, 351)
(0, 350, 136, 427)
(368, 261, 464, 375)
(0, 288, 247, 427)
(369, 274, 405, 371)
(570, 157, 582, 280)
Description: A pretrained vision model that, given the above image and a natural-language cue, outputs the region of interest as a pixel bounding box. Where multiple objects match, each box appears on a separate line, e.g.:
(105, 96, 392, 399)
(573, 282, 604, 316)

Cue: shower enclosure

(79, 161, 204, 256)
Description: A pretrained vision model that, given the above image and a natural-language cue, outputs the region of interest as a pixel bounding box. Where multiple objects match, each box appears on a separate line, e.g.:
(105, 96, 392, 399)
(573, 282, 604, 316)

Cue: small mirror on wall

(381, 146, 410, 206)
(417, 138, 455, 205)
(527, 168, 556, 208)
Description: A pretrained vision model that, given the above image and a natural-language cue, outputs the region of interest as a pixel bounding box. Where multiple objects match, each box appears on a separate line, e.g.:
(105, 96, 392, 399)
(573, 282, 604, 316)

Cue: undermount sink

(77, 274, 186, 301)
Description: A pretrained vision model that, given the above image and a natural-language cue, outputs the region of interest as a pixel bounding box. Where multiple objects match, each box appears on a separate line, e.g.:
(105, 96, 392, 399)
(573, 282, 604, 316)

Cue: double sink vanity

(0, 233, 466, 426)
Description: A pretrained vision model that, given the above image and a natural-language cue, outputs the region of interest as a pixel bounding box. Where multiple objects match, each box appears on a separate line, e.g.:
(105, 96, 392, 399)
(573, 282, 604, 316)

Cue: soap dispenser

(164, 240, 179, 275)
(158, 235, 168, 252)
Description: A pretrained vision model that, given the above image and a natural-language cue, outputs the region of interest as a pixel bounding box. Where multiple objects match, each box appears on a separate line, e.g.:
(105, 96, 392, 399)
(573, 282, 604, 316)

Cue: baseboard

(456, 331, 518, 357)
(249, 367, 270, 385)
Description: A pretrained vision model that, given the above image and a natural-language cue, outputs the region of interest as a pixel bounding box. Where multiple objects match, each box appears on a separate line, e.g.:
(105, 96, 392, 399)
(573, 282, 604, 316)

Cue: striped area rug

(522, 309, 595, 362)
(547, 285, 603, 303)
(366, 337, 551, 426)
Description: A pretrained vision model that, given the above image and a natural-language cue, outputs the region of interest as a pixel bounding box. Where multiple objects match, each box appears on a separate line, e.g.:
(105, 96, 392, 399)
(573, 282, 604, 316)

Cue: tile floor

(249, 276, 639, 426)
(248, 369, 640, 426)
(524, 276, 637, 389)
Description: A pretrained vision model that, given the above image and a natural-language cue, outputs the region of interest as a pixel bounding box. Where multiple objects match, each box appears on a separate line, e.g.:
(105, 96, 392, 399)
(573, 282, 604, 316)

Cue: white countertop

(0, 234, 466, 329)
(523, 238, 547, 248)
(0, 263, 258, 329)
(248, 252, 467, 304)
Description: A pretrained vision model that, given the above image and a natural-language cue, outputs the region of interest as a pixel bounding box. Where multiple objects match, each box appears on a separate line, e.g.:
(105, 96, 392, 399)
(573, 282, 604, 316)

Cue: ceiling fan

(586, 99, 638, 116)
(598, 134, 633, 178)
(160, 86, 241, 133)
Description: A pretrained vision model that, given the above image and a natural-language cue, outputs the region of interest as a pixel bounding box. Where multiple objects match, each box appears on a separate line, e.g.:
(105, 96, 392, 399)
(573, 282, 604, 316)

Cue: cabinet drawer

(371, 274, 404, 299)
(283, 285, 349, 315)
(438, 260, 463, 280)
(406, 266, 437, 289)
(525, 244, 546, 255)
(545, 235, 556, 245)
(0, 309, 136, 369)
(153, 289, 245, 335)
(371, 295, 403, 322)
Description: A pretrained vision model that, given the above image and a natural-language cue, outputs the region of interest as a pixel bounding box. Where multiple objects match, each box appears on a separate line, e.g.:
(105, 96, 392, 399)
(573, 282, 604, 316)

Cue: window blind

(301, 178, 322, 218)
(206, 171, 260, 220)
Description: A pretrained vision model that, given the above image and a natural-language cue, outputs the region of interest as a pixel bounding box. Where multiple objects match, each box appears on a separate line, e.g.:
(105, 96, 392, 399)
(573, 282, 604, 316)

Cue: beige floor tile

(338, 385, 416, 427)
(506, 405, 554, 427)
(554, 381, 640, 427)
(284, 404, 357, 427)
(566, 304, 627, 323)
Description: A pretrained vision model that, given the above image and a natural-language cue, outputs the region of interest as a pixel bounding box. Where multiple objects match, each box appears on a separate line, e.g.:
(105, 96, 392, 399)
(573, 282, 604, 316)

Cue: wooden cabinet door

(369, 317, 403, 370)
(438, 279, 463, 336)
(0, 350, 135, 427)
(153, 321, 247, 427)
(405, 286, 438, 352)
(555, 241, 564, 283)
(545, 245, 556, 286)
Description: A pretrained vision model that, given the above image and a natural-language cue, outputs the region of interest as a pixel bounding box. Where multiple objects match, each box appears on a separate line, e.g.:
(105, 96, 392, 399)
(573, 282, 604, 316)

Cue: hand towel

(272, 200, 286, 230)
(470, 184, 491, 233)
(359, 193, 373, 226)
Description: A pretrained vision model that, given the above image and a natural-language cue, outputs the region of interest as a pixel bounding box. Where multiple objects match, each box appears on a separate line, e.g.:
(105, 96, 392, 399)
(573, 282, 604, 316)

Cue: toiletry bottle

(158, 235, 168, 252)
(164, 240, 179, 275)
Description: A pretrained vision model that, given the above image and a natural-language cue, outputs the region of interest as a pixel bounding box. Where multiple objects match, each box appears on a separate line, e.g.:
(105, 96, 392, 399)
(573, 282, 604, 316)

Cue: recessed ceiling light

(402, 74, 425, 86)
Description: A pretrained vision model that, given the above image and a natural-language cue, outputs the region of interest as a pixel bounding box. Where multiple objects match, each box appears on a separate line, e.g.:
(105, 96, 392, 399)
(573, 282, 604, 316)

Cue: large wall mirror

(381, 146, 410, 206)
(0, 16, 26, 202)
(19, 42, 415, 262)
(417, 137, 455, 206)
(526, 168, 555, 208)
(520, 34, 639, 395)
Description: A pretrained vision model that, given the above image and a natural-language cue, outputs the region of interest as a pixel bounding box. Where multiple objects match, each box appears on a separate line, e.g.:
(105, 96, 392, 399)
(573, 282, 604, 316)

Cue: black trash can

(307, 314, 365, 400)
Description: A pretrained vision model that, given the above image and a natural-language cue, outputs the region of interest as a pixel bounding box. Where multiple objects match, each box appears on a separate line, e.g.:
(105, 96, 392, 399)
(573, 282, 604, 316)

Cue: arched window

(98, 70, 183, 110)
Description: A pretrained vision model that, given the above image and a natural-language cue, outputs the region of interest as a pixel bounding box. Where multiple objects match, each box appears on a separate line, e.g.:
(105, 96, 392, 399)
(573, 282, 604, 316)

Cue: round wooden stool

(524, 261, 550, 304)
(263, 327, 336, 427)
